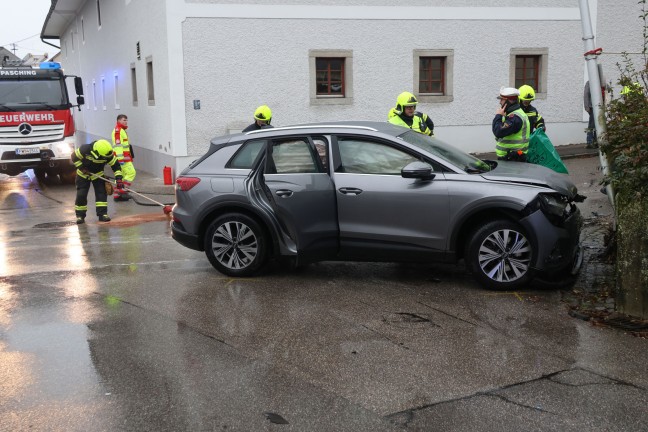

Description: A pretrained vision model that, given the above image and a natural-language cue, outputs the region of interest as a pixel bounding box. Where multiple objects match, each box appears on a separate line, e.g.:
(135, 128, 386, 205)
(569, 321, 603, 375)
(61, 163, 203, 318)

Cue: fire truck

(0, 60, 84, 183)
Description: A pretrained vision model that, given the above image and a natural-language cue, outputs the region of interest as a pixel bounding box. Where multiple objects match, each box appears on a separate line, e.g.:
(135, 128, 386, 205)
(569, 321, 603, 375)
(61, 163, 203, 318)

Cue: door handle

(338, 187, 363, 195)
(275, 189, 293, 198)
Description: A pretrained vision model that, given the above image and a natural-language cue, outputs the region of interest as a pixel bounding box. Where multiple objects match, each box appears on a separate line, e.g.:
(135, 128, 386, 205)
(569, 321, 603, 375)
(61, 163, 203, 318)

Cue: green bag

(526, 128, 568, 174)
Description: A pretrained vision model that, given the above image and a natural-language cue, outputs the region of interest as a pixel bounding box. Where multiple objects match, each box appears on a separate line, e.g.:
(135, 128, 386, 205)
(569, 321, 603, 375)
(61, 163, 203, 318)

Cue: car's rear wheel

(204, 213, 268, 277)
(467, 220, 535, 290)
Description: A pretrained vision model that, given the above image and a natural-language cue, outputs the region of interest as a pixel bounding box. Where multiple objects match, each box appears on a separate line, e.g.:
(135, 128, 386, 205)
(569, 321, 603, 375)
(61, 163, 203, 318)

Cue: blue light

(39, 62, 61, 70)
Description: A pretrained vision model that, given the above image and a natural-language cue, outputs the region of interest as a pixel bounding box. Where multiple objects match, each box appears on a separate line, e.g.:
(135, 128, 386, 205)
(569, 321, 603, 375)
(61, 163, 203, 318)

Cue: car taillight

(176, 177, 200, 191)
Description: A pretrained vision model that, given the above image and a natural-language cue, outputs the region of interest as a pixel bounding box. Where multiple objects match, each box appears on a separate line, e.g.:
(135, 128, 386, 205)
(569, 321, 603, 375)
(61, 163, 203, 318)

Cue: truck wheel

(60, 169, 76, 184)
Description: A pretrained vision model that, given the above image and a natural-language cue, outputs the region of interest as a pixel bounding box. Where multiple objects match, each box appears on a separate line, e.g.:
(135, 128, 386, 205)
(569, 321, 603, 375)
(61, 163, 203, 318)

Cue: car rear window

(228, 140, 265, 169)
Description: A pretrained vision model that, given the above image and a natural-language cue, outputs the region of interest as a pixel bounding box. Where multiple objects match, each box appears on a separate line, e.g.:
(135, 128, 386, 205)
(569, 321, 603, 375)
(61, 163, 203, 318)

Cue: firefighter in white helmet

(493, 87, 530, 162)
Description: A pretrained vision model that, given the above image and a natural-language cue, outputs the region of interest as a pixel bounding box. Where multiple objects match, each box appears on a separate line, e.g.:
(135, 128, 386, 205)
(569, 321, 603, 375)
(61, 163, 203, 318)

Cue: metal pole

(579, 0, 614, 208)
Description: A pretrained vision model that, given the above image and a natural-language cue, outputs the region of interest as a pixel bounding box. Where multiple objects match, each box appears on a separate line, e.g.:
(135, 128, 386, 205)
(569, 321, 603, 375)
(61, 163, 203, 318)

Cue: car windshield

(398, 130, 491, 173)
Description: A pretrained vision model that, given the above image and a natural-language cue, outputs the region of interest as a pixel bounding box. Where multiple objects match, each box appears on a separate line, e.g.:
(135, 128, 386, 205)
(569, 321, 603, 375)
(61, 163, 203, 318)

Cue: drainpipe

(579, 0, 614, 209)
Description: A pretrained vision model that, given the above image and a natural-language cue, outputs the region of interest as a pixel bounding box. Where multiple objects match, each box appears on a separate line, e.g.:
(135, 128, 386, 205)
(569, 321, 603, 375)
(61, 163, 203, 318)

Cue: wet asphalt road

(1, 160, 647, 432)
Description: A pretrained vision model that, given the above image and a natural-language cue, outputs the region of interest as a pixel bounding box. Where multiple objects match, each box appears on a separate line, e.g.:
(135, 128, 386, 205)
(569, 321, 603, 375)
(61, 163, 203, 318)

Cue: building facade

(41, 0, 644, 176)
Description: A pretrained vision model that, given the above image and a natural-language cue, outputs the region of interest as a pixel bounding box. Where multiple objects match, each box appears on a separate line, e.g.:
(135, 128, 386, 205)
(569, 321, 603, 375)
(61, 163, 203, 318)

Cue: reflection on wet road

(1, 166, 648, 431)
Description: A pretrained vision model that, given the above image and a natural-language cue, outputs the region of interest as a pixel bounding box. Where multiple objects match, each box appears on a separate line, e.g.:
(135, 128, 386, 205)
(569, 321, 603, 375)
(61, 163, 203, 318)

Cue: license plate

(15, 148, 40, 155)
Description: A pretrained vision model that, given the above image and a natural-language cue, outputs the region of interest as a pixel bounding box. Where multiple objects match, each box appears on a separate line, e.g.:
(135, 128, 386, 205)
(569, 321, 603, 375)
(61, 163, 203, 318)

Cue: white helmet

(498, 86, 520, 101)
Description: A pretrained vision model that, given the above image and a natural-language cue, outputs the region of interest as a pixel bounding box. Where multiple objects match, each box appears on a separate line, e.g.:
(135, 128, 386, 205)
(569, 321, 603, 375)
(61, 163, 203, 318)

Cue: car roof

(210, 121, 407, 146)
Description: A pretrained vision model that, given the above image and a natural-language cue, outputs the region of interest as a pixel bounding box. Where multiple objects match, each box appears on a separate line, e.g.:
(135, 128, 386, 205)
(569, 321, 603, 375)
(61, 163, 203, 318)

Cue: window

(130, 63, 138, 106)
(70, 31, 75, 52)
(92, 80, 97, 110)
(316, 58, 344, 96)
(96, 0, 102, 27)
(113, 72, 120, 109)
(309, 49, 353, 105)
(414, 49, 454, 103)
(510, 48, 548, 98)
(81, 17, 85, 43)
(146, 56, 155, 105)
(228, 140, 265, 169)
(515, 55, 539, 90)
(270, 139, 319, 174)
(100, 76, 106, 110)
(337, 138, 417, 175)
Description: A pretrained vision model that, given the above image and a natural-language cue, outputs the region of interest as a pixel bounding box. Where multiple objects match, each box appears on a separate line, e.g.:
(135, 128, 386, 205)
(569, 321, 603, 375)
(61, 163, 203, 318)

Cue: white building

(41, 0, 644, 177)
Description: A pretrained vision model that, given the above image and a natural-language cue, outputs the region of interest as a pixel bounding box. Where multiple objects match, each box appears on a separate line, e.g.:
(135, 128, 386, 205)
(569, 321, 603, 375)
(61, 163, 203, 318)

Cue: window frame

(414, 49, 454, 103)
(130, 62, 138, 106)
(510, 48, 548, 99)
(146, 56, 155, 106)
(309, 49, 353, 106)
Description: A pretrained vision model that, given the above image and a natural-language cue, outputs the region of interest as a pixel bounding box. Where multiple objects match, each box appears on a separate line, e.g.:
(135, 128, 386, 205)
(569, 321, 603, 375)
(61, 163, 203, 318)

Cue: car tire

(466, 219, 535, 290)
(204, 213, 268, 277)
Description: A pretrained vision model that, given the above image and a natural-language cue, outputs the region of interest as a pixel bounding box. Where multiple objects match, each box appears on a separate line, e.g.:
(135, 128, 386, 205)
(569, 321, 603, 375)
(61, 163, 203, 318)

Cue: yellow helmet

(518, 84, 536, 101)
(395, 91, 418, 114)
(254, 105, 272, 123)
(93, 139, 113, 157)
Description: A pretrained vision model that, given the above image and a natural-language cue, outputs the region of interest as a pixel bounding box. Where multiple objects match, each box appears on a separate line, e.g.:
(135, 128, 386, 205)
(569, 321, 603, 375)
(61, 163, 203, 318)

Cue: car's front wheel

(466, 220, 535, 290)
(204, 213, 268, 277)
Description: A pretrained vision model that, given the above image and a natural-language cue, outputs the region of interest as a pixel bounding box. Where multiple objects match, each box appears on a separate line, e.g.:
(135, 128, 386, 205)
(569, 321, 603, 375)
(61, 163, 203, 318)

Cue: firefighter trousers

(75, 175, 109, 217)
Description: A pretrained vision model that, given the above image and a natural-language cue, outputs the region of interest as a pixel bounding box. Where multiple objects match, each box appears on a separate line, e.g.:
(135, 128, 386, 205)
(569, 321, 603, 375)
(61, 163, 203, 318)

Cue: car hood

(480, 161, 578, 198)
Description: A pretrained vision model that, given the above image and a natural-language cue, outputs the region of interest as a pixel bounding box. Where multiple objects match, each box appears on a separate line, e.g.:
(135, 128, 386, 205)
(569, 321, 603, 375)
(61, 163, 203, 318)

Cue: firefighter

(242, 105, 273, 132)
(518, 84, 546, 133)
(111, 114, 135, 201)
(493, 87, 531, 162)
(387, 91, 434, 136)
(71, 139, 123, 224)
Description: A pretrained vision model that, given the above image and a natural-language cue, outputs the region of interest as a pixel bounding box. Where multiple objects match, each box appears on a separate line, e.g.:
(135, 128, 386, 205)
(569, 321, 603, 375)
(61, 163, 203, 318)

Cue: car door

(331, 135, 450, 261)
(259, 136, 339, 262)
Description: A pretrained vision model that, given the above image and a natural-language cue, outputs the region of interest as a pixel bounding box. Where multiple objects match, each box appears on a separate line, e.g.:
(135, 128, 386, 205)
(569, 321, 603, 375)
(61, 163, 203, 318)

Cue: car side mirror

(77, 95, 85, 106)
(401, 161, 435, 180)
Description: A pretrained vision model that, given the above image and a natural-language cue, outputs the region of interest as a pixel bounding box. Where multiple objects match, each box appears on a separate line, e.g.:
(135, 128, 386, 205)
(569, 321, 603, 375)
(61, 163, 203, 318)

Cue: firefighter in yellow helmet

(71, 139, 123, 224)
(518, 84, 546, 133)
(493, 87, 530, 162)
(242, 105, 274, 132)
(387, 92, 434, 136)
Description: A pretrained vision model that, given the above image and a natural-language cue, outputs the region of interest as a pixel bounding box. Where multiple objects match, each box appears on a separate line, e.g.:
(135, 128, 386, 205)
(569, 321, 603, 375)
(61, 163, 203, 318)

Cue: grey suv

(171, 122, 583, 290)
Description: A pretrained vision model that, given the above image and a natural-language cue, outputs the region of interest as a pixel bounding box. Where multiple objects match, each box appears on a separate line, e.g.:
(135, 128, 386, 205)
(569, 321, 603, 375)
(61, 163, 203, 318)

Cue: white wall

(54, 0, 644, 175)
(59, 0, 174, 175)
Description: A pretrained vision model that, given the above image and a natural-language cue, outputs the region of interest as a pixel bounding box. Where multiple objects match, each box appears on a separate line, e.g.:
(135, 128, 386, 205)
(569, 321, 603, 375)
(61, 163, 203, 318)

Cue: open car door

(254, 136, 339, 263)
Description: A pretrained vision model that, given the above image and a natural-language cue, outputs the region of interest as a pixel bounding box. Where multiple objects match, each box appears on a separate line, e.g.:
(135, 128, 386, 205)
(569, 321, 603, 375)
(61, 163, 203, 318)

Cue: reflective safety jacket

(493, 106, 530, 157)
(388, 109, 434, 136)
(112, 124, 134, 163)
(520, 103, 546, 132)
(71, 143, 123, 180)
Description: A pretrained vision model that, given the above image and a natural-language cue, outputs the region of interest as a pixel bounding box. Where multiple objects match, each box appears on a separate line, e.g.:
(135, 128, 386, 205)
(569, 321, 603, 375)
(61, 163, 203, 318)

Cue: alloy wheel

(211, 221, 259, 270)
(478, 228, 531, 283)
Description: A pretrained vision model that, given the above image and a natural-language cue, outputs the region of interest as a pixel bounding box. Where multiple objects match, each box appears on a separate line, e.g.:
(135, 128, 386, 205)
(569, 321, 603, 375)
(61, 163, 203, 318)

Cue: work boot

(114, 195, 129, 202)
(98, 215, 111, 222)
(76, 216, 85, 225)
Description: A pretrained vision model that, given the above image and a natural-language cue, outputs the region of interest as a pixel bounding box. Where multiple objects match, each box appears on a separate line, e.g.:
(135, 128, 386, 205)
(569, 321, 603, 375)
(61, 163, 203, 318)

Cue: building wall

(58, 0, 175, 176)
(52, 0, 643, 176)
(180, 3, 583, 160)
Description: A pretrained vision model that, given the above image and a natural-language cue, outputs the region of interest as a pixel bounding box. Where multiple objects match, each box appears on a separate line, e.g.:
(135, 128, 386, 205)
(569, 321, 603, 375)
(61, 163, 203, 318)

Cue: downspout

(578, 0, 614, 209)
(40, 0, 61, 55)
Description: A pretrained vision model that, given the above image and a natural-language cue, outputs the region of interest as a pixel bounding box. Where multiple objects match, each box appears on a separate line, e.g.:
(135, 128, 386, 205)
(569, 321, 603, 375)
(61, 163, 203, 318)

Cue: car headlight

(56, 141, 74, 154)
(538, 194, 568, 218)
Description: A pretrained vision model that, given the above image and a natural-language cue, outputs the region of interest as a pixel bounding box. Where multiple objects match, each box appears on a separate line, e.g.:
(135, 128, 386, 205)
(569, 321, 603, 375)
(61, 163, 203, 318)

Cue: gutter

(40, 0, 61, 52)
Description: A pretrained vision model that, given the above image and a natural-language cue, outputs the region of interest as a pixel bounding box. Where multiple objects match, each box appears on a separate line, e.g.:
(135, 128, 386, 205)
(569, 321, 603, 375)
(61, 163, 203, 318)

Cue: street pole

(579, 0, 614, 209)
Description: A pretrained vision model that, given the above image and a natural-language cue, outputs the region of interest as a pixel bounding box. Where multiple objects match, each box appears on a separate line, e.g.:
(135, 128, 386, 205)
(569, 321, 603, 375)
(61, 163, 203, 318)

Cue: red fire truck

(0, 60, 84, 183)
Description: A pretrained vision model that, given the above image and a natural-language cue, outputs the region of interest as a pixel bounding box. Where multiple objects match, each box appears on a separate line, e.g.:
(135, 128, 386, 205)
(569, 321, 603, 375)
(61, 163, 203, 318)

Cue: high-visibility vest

(388, 110, 433, 136)
(495, 108, 530, 157)
(112, 125, 132, 162)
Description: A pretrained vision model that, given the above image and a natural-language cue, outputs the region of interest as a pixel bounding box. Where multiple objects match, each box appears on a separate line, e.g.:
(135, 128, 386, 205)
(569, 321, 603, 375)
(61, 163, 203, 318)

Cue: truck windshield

(0, 79, 68, 110)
